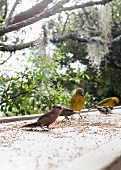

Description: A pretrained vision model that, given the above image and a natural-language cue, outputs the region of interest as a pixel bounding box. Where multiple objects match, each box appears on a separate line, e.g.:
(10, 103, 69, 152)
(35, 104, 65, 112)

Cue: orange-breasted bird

(22, 105, 64, 130)
(95, 105, 113, 115)
(97, 97, 119, 107)
(70, 88, 85, 118)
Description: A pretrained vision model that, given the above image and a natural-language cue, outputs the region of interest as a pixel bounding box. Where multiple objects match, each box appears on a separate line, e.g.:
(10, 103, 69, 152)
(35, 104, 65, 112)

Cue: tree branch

(11, 0, 53, 25)
(0, 40, 35, 52)
(0, 0, 67, 36)
(0, 0, 113, 36)
(1, 32, 121, 52)
(52, 33, 89, 43)
(0, 0, 7, 23)
(61, 12, 70, 35)
(0, 0, 6, 10)
(0, 51, 12, 64)
(51, 33, 121, 45)
(5, 0, 20, 25)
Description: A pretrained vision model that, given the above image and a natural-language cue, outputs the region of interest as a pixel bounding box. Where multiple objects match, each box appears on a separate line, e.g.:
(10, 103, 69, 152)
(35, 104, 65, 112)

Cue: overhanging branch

(0, 0, 113, 36)
(0, 0, 67, 36)
(51, 33, 121, 44)
(0, 33, 121, 52)
(11, 0, 53, 25)
(0, 40, 35, 52)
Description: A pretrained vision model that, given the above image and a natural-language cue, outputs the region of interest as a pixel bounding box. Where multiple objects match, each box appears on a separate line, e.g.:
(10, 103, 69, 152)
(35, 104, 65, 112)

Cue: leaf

(74, 77, 80, 83)
(8, 106, 12, 112)
(1, 105, 4, 112)
(85, 74, 90, 79)
(16, 105, 20, 110)
(82, 74, 85, 79)
(57, 81, 61, 88)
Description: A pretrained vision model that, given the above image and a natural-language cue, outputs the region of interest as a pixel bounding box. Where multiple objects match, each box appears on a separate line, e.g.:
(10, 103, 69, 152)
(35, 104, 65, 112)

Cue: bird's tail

(22, 122, 38, 128)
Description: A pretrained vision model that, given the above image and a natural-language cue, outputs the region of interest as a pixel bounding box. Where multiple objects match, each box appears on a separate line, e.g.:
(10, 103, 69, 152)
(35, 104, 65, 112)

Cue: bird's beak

(60, 107, 64, 110)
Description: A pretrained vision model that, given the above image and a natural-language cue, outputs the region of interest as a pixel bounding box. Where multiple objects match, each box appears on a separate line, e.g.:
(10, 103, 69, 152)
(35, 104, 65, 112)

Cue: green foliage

(0, 51, 75, 117)
(0, 48, 91, 117)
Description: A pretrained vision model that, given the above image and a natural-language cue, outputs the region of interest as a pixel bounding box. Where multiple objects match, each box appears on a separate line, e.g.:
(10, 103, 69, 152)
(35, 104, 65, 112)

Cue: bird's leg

(71, 115, 75, 120)
(40, 125, 48, 131)
(42, 128, 49, 131)
(88, 108, 92, 111)
(47, 125, 54, 130)
(65, 116, 70, 121)
(62, 116, 70, 121)
(78, 112, 82, 119)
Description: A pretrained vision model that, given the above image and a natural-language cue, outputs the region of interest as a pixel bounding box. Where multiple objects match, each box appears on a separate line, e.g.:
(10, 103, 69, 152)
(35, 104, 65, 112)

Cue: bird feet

(77, 112, 82, 119)
(41, 126, 51, 131)
(71, 115, 76, 120)
(62, 116, 70, 121)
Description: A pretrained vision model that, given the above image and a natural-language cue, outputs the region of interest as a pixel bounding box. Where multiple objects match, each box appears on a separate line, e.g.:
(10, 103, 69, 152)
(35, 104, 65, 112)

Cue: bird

(60, 108, 79, 118)
(52, 105, 80, 120)
(96, 97, 119, 107)
(70, 88, 85, 118)
(95, 105, 113, 115)
(22, 105, 64, 130)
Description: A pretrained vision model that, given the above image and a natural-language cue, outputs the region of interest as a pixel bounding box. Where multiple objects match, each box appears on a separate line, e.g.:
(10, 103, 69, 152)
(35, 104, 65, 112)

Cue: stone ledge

(0, 108, 121, 170)
(55, 136, 121, 170)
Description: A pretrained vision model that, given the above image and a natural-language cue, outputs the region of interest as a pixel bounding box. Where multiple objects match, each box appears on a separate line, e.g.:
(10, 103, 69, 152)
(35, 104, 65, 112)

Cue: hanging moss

(86, 3, 112, 69)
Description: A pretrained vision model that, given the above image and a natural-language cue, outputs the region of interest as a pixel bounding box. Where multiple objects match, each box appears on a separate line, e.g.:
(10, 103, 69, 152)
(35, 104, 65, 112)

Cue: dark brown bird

(60, 108, 76, 117)
(52, 105, 81, 120)
(95, 105, 113, 115)
(22, 105, 64, 130)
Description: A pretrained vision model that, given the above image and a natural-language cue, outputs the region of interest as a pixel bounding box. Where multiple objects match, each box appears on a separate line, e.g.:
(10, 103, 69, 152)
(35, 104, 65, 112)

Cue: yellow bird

(70, 88, 85, 112)
(97, 97, 119, 107)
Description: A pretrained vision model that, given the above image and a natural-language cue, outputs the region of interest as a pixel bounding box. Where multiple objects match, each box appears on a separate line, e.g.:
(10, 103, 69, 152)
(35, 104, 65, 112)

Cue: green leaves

(0, 52, 73, 117)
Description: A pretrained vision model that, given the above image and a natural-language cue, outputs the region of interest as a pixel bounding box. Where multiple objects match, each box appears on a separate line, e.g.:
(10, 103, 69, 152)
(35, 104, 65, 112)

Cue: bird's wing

(64, 108, 74, 111)
(60, 109, 75, 116)
(97, 98, 111, 106)
(38, 111, 51, 121)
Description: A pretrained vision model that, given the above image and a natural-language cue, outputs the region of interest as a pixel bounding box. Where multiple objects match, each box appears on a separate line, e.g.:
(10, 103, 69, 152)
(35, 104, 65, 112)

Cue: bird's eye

(57, 106, 61, 109)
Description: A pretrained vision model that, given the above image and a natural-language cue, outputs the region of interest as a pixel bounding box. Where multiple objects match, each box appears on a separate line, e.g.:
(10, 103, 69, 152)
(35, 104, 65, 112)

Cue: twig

(0, 52, 12, 65)
(5, 0, 20, 25)
(61, 12, 70, 35)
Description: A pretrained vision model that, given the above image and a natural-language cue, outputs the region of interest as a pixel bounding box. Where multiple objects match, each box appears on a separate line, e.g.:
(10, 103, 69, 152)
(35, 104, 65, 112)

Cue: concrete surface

(54, 136, 121, 170)
(0, 108, 121, 170)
